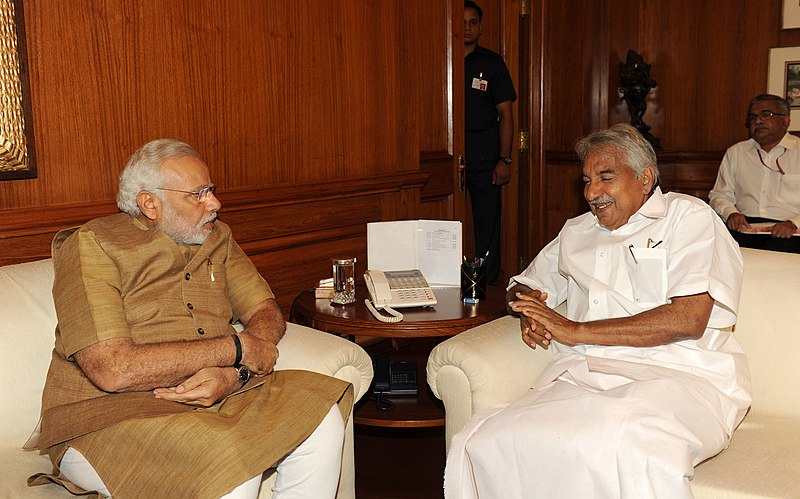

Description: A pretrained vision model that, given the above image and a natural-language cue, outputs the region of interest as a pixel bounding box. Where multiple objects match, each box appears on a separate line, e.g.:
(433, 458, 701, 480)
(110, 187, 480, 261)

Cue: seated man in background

(445, 124, 751, 498)
(27, 139, 353, 498)
(709, 93, 800, 253)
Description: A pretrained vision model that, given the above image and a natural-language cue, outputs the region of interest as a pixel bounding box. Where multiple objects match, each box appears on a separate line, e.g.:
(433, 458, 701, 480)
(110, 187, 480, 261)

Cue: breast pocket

(780, 174, 800, 202)
(629, 247, 668, 308)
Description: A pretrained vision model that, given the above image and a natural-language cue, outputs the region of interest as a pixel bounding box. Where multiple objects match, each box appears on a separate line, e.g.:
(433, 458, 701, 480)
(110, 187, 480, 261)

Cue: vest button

(187, 303, 194, 310)
(185, 273, 191, 280)
(197, 328, 205, 335)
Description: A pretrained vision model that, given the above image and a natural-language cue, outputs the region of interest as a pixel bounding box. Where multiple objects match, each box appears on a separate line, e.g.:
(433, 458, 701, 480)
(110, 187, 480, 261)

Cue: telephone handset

(363, 269, 437, 323)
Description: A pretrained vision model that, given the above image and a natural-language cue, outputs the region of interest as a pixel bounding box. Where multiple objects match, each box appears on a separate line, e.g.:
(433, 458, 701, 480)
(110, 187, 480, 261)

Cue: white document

(367, 220, 462, 286)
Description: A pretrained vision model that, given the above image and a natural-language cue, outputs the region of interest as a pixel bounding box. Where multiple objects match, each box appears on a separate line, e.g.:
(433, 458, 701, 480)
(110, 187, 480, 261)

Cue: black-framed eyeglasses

(745, 110, 786, 125)
(156, 185, 217, 203)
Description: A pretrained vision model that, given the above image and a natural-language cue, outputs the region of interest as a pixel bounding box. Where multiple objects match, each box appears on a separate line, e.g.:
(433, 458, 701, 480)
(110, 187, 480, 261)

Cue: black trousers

(466, 163, 502, 284)
(729, 217, 800, 254)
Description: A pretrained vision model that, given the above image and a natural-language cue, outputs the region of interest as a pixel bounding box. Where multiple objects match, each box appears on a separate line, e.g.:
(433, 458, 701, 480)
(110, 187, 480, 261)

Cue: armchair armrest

(276, 322, 374, 403)
(426, 316, 553, 451)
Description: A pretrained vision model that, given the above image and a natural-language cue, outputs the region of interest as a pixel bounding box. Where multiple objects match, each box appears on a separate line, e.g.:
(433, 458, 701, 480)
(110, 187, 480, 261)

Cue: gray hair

(574, 123, 659, 185)
(116, 139, 201, 216)
(749, 93, 791, 115)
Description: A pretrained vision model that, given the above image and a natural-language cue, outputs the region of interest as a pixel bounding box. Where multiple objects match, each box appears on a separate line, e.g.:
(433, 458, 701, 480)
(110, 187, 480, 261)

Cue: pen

(628, 244, 638, 264)
(651, 240, 662, 248)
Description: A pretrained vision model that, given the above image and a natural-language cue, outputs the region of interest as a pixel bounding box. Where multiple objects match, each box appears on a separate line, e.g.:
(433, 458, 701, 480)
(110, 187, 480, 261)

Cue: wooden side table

(289, 284, 508, 427)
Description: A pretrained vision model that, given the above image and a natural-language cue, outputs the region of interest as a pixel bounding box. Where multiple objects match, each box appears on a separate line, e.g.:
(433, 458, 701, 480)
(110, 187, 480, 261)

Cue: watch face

(237, 365, 251, 383)
(502, 157, 512, 164)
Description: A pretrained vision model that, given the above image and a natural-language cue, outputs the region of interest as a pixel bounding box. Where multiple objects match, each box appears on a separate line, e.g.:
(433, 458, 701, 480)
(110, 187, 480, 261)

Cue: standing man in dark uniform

(464, 0, 517, 284)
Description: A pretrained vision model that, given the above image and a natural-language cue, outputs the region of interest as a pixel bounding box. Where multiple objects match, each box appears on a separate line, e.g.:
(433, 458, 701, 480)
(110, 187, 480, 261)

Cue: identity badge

(471, 77, 488, 91)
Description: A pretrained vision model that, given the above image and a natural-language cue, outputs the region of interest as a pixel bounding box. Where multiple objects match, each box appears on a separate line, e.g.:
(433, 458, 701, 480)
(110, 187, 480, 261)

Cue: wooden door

(460, 0, 524, 280)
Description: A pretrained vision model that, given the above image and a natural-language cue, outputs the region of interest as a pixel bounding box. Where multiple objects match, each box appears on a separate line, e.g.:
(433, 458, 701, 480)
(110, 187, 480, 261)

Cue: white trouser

(60, 405, 344, 499)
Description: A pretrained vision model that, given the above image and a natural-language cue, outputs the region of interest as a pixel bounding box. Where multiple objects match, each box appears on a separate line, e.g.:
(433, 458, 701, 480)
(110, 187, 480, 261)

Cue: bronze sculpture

(619, 49, 660, 149)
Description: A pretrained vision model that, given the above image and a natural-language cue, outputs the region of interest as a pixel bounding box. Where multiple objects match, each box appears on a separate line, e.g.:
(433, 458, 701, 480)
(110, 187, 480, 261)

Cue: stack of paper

(367, 220, 462, 286)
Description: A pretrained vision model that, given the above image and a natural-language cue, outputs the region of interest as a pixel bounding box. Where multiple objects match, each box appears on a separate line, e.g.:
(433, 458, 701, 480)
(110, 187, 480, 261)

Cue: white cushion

(692, 414, 800, 498)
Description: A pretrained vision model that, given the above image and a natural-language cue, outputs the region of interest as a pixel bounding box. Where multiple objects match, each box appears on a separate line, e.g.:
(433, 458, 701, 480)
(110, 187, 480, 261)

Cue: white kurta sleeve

(663, 203, 742, 329)
(508, 235, 568, 309)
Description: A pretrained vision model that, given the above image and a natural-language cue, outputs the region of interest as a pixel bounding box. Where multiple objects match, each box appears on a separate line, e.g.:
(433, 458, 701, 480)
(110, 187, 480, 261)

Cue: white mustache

(590, 195, 614, 207)
(201, 212, 218, 225)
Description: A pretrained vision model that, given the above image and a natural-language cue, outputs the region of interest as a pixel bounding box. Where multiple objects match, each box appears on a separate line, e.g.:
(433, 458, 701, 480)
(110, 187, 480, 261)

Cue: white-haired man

(445, 124, 751, 498)
(28, 139, 352, 498)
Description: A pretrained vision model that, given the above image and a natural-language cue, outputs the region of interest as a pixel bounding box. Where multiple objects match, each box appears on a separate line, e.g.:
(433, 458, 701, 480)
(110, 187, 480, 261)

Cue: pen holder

(461, 261, 487, 302)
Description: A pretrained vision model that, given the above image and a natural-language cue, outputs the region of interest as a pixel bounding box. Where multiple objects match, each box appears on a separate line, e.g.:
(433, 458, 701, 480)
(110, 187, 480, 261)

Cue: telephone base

(371, 358, 418, 396)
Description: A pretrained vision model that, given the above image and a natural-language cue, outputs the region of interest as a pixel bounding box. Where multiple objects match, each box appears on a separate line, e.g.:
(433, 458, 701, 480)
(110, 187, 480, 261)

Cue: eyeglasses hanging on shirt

(756, 149, 786, 176)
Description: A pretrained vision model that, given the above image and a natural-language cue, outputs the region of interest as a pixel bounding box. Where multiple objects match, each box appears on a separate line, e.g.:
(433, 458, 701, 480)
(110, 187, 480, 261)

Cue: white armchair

(427, 248, 800, 497)
(0, 258, 373, 499)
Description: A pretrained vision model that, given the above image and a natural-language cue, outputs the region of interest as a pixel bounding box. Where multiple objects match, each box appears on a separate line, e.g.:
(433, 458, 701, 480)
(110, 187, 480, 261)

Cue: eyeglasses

(156, 185, 217, 203)
(745, 110, 786, 125)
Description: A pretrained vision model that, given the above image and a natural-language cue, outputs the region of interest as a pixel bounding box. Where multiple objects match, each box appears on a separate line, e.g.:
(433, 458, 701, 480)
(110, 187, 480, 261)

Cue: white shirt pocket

(629, 247, 668, 308)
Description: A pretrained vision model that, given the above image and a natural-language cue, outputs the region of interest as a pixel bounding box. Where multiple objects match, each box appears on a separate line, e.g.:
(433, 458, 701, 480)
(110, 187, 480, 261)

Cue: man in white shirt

(709, 93, 800, 253)
(444, 124, 751, 499)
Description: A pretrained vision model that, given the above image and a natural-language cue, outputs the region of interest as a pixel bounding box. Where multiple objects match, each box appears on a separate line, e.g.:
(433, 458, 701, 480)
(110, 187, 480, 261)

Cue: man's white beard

(159, 201, 215, 245)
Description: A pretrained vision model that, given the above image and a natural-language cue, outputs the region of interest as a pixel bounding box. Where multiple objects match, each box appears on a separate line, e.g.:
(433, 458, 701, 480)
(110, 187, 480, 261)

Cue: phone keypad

(392, 372, 414, 385)
(385, 271, 430, 290)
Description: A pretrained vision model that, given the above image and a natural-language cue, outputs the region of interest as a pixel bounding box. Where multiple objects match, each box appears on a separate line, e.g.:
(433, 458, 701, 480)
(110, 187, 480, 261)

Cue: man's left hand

(492, 162, 511, 186)
(771, 220, 798, 238)
(153, 367, 238, 407)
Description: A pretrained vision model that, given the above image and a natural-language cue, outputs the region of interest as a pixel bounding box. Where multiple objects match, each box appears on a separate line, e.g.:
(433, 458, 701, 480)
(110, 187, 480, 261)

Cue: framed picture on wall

(0, 0, 37, 181)
(784, 0, 800, 29)
(768, 46, 800, 131)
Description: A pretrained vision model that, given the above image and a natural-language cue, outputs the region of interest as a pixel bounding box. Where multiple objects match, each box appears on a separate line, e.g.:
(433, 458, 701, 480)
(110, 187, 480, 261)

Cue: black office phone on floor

(372, 358, 418, 395)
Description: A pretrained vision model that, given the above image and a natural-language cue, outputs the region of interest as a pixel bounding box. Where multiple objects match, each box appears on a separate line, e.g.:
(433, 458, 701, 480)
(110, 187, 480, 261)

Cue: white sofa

(0, 258, 374, 499)
(428, 247, 800, 498)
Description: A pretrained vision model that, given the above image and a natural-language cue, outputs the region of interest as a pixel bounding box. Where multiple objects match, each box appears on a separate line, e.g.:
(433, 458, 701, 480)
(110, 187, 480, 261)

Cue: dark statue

(619, 49, 660, 150)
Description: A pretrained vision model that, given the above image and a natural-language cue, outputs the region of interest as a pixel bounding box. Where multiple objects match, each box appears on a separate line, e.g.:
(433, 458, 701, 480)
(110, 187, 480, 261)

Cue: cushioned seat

(0, 258, 373, 498)
(428, 248, 800, 498)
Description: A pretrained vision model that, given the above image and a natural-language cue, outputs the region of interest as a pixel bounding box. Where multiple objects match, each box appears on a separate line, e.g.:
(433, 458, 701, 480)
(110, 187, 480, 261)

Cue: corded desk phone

(363, 269, 437, 323)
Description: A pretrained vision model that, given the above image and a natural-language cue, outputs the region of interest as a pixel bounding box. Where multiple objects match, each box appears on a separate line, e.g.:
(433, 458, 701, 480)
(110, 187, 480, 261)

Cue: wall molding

(0, 170, 430, 266)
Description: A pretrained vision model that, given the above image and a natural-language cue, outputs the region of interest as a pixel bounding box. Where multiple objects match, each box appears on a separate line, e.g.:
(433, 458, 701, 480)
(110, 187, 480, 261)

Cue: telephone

(372, 358, 418, 396)
(363, 269, 437, 323)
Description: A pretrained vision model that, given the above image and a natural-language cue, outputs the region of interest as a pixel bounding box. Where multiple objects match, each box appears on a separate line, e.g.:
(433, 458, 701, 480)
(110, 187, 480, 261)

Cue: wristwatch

(235, 365, 251, 384)
(500, 156, 512, 165)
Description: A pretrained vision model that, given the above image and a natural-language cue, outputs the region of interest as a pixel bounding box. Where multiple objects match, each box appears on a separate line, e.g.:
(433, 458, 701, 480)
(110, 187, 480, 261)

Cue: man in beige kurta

(27, 140, 352, 498)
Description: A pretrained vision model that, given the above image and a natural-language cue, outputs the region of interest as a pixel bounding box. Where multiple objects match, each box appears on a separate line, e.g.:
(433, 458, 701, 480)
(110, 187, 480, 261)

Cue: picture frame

(0, 0, 37, 181)
(784, 0, 800, 29)
(768, 46, 800, 131)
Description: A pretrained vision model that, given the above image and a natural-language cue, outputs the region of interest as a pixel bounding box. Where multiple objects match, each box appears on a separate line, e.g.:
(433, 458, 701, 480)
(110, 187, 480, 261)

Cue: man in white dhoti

(445, 124, 752, 498)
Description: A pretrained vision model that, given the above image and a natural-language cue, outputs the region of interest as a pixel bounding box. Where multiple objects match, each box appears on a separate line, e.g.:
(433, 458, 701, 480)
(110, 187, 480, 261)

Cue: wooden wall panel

(529, 0, 795, 254)
(6, 0, 421, 210)
(0, 1, 457, 315)
(0, 170, 428, 314)
(0, 0, 451, 205)
(629, 0, 780, 151)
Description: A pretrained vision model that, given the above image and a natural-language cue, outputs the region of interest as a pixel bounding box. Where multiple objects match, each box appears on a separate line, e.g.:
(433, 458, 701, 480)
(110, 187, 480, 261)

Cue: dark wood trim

(224, 170, 430, 210)
(0, 170, 431, 266)
(0, 170, 429, 236)
(419, 151, 454, 202)
(544, 149, 725, 165)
